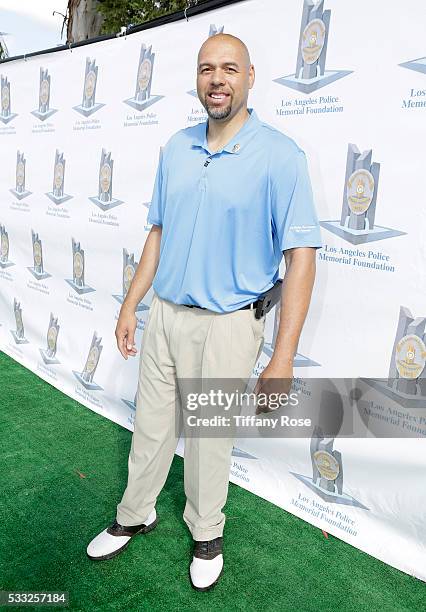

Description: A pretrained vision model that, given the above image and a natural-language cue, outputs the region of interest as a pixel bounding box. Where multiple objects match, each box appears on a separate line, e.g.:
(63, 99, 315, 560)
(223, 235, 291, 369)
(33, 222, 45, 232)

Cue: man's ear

(248, 64, 255, 89)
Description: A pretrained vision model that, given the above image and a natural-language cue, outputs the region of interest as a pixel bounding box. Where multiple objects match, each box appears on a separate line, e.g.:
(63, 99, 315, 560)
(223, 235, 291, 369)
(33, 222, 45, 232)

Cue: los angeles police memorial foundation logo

(320, 144, 405, 245)
(39, 313, 60, 365)
(73, 58, 105, 117)
(124, 43, 164, 111)
(0, 75, 18, 124)
(10, 298, 28, 344)
(27, 229, 51, 280)
(65, 237, 95, 294)
(188, 25, 224, 98)
(399, 55, 426, 75)
(45, 150, 72, 204)
(0, 224, 14, 269)
(73, 331, 103, 390)
(364, 306, 426, 409)
(274, 0, 352, 94)
(31, 67, 57, 121)
(263, 297, 320, 367)
(89, 149, 123, 211)
(10, 151, 32, 200)
(291, 425, 368, 509)
(113, 248, 148, 312)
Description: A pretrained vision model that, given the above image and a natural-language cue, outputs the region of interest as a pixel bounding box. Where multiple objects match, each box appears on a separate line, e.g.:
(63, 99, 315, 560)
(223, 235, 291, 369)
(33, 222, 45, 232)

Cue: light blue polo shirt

(147, 108, 322, 313)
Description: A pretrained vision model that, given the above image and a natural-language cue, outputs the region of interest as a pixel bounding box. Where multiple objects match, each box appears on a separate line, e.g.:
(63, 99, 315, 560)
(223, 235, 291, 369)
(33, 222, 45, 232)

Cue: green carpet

(1, 350, 424, 612)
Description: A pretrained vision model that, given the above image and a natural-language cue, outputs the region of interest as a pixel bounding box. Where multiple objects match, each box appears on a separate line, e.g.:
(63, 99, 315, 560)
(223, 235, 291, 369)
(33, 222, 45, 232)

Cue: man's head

(196, 33, 255, 121)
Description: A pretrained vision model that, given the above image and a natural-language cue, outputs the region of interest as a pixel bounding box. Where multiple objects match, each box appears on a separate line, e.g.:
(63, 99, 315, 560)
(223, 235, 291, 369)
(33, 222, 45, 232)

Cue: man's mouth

(207, 92, 230, 103)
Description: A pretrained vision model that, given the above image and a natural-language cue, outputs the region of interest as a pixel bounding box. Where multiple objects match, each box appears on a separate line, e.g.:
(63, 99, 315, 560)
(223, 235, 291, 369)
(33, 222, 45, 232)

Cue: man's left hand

(254, 360, 293, 414)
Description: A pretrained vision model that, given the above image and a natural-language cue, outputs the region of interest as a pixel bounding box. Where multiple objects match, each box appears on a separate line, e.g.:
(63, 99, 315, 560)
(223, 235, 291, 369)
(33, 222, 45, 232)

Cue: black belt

(183, 300, 259, 311)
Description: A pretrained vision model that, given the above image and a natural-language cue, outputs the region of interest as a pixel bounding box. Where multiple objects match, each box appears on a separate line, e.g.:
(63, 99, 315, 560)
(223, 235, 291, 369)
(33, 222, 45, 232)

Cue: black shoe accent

(193, 536, 223, 560)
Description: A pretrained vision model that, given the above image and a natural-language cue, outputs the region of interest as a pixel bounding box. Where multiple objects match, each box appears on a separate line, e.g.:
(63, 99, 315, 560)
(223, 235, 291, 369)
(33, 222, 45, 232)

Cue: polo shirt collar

(191, 108, 260, 155)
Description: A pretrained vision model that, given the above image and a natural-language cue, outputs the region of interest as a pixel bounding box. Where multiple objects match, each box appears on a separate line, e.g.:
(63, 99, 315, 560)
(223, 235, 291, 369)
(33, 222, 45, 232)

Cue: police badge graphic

(399, 55, 426, 74)
(188, 25, 224, 98)
(320, 144, 406, 244)
(113, 248, 149, 312)
(65, 237, 95, 294)
(73, 58, 105, 117)
(89, 149, 123, 211)
(10, 151, 32, 200)
(27, 229, 51, 280)
(364, 306, 426, 409)
(31, 68, 57, 121)
(46, 150, 73, 204)
(39, 313, 60, 365)
(0, 224, 14, 269)
(273, 0, 352, 94)
(124, 43, 164, 111)
(73, 331, 103, 390)
(10, 298, 29, 344)
(263, 299, 320, 367)
(0, 75, 18, 124)
(291, 426, 368, 508)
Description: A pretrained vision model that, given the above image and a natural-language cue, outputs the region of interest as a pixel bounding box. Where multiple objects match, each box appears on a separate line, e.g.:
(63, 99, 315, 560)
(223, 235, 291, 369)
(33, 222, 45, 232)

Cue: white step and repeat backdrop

(1, 0, 425, 581)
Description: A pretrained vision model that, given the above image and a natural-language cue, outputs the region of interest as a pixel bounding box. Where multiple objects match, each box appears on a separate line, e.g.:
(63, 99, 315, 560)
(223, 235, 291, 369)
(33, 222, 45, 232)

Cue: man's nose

(209, 69, 226, 86)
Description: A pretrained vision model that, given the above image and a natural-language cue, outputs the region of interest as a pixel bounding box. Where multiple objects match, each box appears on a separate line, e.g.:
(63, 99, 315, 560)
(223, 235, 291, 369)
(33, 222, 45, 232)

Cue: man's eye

(226, 67, 237, 73)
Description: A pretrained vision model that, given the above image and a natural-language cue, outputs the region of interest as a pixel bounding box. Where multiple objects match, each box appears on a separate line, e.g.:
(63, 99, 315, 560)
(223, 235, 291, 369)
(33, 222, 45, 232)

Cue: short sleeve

(271, 149, 322, 252)
(146, 148, 164, 227)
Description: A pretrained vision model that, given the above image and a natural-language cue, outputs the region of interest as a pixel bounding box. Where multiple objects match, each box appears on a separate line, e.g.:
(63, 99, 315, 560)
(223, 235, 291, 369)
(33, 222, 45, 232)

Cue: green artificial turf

(1, 350, 425, 612)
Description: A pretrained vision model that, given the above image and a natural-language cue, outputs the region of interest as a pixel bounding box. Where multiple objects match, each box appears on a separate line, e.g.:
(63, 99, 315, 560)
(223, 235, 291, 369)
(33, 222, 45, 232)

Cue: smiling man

(86, 33, 322, 591)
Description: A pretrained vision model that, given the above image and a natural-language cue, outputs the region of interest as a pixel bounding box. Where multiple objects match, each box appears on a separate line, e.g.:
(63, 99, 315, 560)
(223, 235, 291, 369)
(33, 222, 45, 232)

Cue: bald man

(86, 33, 322, 591)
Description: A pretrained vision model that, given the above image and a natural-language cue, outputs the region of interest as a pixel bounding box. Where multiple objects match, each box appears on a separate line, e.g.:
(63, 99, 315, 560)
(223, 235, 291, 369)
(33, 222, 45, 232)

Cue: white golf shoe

(86, 508, 158, 561)
(189, 537, 224, 591)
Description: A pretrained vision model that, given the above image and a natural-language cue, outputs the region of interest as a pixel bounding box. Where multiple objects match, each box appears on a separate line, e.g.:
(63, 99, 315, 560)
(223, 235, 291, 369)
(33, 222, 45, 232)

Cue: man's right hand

(115, 304, 138, 360)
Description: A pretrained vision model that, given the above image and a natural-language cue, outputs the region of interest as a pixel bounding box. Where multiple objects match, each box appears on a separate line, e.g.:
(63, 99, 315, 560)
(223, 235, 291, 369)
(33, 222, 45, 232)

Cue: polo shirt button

(232, 144, 241, 153)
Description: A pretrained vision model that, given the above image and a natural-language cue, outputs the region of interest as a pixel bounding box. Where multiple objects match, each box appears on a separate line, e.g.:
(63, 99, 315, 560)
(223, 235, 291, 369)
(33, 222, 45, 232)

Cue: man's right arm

(115, 224, 162, 359)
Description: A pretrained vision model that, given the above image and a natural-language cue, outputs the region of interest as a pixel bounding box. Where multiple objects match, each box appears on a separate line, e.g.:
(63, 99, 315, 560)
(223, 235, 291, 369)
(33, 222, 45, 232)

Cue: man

(86, 33, 322, 591)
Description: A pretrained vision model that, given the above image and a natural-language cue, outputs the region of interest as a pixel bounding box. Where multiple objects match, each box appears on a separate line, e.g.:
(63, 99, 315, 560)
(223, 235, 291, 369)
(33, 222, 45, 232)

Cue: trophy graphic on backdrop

(73, 331, 103, 390)
(0, 224, 14, 269)
(10, 151, 32, 200)
(65, 237, 95, 294)
(10, 298, 28, 344)
(364, 307, 426, 408)
(89, 149, 123, 211)
(263, 299, 320, 367)
(399, 55, 426, 75)
(124, 43, 164, 111)
(27, 229, 51, 280)
(39, 313, 60, 365)
(113, 249, 148, 311)
(188, 25, 224, 97)
(73, 58, 105, 116)
(0, 75, 17, 124)
(122, 389, 137, 411)
(320, 144, 405, 244)
(45, 150, 73, 204)
(273, 0, 352, 94)
(31, 68, 57, 120)
(291, 425, 368, 508)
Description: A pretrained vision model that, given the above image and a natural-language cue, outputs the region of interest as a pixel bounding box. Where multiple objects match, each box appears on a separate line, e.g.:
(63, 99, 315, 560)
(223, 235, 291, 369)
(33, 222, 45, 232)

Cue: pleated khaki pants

(116, 291, 265, 541)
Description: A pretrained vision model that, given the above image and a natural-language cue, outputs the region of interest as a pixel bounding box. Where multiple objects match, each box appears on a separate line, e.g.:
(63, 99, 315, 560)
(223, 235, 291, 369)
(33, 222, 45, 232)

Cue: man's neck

(206, 107, 250, 152)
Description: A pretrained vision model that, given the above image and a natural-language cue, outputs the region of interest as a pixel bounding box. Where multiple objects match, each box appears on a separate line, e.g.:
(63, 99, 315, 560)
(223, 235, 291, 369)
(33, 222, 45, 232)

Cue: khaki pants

(116, 292, 265, 541)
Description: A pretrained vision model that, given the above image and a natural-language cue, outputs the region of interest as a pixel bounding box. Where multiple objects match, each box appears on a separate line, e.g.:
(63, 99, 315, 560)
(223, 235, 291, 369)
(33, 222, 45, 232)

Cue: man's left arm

(254, 247, 316, 407)
(269, 246, 316, 374)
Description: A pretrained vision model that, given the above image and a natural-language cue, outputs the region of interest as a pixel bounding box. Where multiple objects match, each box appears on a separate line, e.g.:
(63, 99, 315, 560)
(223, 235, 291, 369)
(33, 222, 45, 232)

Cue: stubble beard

(204, 98, 232, 120)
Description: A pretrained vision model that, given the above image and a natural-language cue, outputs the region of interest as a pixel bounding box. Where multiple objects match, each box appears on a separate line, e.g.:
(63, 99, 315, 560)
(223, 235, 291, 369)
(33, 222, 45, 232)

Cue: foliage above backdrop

(97, 0, 189, 34)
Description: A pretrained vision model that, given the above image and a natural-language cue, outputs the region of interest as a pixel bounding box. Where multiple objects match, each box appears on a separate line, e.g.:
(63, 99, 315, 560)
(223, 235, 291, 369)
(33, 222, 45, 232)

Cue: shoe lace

(198, 540, 210, 554)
